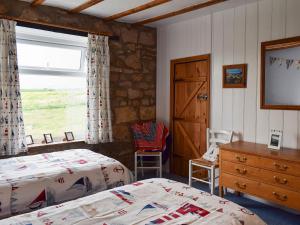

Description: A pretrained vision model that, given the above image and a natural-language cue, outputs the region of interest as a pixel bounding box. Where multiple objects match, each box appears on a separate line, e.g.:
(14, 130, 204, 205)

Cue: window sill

(28, 140, 85, 150)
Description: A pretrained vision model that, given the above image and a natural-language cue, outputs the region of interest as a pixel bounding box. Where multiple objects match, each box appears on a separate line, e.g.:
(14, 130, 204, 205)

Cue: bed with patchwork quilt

(0, 149, 133, 218)
(1, 178, 266, 225)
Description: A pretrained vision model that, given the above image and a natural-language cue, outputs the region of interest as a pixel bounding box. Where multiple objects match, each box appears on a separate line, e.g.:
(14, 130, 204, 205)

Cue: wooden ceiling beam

(105, 0, 171, 21)
(69, 0, 103, 14)
(31, 0, 46, 6)
(134, 0, 226, 25)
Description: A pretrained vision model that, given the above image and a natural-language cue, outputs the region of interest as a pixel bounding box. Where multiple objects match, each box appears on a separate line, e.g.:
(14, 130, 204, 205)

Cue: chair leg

(211, 167, 215, 195)
(156, 154, 159, 177)
(140, 156, 144, 177)
(188, 160, 192, 186)
(134, 152, 137, 181)
(208, 169, 211, 191)
(159, 152, 162, 178)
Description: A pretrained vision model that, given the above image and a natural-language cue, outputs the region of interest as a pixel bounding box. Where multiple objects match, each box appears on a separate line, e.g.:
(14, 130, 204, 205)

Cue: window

(16, 27, 87, 143)
(18, 42, 83, 71)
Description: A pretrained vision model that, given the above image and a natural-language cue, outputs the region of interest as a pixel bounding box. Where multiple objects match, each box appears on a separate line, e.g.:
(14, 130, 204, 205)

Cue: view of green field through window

(19, 75, 86, 143)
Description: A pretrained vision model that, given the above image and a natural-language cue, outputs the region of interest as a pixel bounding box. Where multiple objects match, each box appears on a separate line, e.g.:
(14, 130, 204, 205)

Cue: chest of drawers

(219, 141, 300, 211)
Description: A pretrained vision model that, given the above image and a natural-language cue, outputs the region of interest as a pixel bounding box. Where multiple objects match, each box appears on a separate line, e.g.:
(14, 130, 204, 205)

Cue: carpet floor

(139, 172, 300, 225)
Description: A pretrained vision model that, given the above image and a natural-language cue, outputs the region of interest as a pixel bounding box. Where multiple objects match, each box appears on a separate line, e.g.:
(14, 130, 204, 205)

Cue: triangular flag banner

(269, 56, 300, 70)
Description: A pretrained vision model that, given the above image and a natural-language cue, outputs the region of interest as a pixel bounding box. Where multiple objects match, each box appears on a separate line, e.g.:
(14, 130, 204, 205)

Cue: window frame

(17, 31, 87, 77)
(16, 27, 88, 142)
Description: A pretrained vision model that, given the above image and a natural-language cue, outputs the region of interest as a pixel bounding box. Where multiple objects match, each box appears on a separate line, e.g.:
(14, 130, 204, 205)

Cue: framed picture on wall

(223, 64, 247, 88)
(261, 36, 300, 110)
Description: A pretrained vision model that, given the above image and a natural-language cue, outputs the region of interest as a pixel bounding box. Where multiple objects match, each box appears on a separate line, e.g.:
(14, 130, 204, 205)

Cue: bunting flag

(269, 56, 300, 70)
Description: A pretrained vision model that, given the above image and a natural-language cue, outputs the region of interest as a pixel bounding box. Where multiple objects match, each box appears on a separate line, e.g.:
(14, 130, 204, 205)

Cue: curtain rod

(0, 15, 119, 41)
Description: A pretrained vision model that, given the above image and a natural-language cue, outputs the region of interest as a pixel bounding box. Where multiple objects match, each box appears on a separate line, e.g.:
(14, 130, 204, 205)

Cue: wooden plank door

(170, 55, 210, 177)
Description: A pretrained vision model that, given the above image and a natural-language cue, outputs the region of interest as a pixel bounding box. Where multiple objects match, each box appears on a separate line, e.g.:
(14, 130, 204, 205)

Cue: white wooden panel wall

(211, 11, 223, 130)
(222, 8, 234, 132)
(244, 0, 258, 142)
(284, 0, 300, 148)
(232, 3, 246, 141)
(255, 0, 271, 144)
(156, 0, 300, 149)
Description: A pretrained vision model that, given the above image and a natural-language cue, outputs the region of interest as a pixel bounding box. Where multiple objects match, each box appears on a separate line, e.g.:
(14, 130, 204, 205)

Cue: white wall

(156, 0, 300, 149)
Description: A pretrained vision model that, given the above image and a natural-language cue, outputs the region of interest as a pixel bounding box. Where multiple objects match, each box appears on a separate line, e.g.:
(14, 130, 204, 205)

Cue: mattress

(1, 178, 266, 225)
(0, 149, 133, 218)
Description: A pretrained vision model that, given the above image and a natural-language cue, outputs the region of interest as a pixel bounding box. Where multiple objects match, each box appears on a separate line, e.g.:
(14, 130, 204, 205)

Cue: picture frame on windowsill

(64, 131, 75, 141)
(26, 135, 34, 145)
(43, 133, 54, 144)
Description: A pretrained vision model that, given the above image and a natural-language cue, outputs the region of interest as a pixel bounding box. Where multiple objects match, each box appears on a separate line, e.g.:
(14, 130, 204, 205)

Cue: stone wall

(110, 26, 156, 142)
(107, 24, 157, 168)
(0, 0, 157, 169)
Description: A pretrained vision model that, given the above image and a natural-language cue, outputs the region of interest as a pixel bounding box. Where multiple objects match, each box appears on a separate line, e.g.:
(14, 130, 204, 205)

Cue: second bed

(1, 178, 266, 225)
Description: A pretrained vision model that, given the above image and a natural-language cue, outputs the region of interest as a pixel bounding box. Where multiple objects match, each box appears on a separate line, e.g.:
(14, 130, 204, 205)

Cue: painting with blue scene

(223, 64, 247, 88)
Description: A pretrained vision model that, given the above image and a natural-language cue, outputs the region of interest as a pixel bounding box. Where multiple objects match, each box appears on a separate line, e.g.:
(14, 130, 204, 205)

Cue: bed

(0, 149, 133, 218)
(1, 178, 266, 225)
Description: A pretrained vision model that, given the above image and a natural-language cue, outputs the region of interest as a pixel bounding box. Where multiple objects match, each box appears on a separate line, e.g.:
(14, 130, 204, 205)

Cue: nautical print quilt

(0, 149, 133, 218)
(1, 178, 266, 225)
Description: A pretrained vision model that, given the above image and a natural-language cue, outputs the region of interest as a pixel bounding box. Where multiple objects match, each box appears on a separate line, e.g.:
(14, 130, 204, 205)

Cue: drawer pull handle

(235, 155, 247, 163)
(273, 176, 288, 185)
(273, 163, 288, 171)
(235, 168, 247, 175)
(235, 182, 246, 189)
(272, 192, 288, 201)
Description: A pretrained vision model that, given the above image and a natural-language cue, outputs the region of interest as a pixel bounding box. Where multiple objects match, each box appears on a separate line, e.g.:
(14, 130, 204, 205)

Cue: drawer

(222, 160, 260, 180)
(221, 173, 259, 195)
(221, 150, 259, 167)
(259, 169, 300, 192)
(259, 183, 300, 211)
(259, 157, 300, 177)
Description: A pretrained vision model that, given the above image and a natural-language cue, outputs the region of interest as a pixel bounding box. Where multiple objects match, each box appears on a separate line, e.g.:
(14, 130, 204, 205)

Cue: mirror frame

(261, 36, 300, 110)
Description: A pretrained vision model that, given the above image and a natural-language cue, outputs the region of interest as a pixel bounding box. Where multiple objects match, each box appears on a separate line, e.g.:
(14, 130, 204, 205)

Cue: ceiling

(20, 0, 236, 27)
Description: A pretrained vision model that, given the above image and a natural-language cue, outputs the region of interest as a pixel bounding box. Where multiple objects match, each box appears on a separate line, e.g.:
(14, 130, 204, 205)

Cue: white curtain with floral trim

(0, 19, 27, 155)
(86, 34, 112, 144)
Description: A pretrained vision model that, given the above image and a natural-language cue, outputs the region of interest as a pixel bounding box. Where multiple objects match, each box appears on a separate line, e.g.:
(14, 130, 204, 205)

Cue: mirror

(261, 36, 300, 110)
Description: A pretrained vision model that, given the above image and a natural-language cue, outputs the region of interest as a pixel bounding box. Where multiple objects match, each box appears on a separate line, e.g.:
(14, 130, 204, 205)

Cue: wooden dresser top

(220, 141, 300, 163)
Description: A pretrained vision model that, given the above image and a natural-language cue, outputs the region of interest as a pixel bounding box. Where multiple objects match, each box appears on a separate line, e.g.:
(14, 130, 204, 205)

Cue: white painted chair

(188, 128, 233, 194)
(134, 151, 162, 181)
(132, 122, 168, 181)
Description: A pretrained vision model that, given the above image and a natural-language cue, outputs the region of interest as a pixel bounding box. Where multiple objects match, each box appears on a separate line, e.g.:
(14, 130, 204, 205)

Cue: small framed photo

(64, 131, 74, 141)
(268, 130, 283, 150)
(223, 64, 247, 88)
(26, 135, 34, 145)
(43, 133, 53, 144)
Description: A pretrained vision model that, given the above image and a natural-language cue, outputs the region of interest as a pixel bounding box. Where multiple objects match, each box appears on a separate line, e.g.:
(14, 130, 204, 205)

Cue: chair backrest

(206, 128, 233, 150)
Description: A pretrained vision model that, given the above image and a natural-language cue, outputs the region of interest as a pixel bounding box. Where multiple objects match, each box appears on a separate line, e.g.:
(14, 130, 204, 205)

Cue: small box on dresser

(219, 141, 300, 211)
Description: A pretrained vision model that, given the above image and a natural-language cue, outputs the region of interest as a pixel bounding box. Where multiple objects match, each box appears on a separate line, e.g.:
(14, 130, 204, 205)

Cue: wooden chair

(188, 128, 233, 194)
